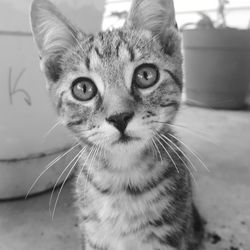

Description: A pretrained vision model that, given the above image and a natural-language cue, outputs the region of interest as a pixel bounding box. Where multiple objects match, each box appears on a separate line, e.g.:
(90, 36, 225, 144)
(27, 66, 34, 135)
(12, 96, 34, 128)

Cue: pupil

(143, 71, 149, 80)
(82, 83, 87, 93)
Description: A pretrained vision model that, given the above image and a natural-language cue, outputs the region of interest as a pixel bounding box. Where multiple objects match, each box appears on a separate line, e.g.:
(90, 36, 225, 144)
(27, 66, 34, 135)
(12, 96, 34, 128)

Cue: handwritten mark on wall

(8, 67, 32, 106)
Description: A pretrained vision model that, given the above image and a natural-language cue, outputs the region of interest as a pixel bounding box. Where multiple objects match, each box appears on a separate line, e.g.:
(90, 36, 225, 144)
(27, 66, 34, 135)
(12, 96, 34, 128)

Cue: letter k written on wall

(8, 67, 32, 106)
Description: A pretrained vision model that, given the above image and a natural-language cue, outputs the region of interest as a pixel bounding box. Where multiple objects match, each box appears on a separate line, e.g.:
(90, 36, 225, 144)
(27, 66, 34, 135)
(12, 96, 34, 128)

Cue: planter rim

(183, 28, 250, 33)
(0, 144, 73, 162)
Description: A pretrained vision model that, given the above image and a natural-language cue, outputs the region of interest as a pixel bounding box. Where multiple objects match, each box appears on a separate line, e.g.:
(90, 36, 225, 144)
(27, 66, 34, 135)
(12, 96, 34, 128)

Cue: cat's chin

(107, 138, 148, 170)
(108, 135, 146, 158)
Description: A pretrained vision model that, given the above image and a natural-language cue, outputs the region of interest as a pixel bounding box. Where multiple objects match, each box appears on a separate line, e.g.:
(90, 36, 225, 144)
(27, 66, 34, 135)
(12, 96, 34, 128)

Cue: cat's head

(30, 0, 182, 158)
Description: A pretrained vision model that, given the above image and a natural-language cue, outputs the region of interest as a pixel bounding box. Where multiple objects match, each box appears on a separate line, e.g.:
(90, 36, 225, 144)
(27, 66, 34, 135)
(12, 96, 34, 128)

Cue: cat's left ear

(125, 0, 177, 42)
(30, 0, 83, 82)
(30, 0, 80, 56)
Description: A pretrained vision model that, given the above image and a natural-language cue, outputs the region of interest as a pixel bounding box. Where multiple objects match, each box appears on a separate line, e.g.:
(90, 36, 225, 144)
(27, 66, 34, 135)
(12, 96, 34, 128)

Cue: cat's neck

(77, 144, 174, 194)
(107, 149, 143, 170)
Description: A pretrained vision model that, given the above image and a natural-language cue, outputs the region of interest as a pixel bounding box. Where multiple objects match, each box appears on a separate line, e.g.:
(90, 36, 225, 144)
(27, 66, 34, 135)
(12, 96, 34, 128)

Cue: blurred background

(0, 1, 249, 250)
(103, 0, 250, 29)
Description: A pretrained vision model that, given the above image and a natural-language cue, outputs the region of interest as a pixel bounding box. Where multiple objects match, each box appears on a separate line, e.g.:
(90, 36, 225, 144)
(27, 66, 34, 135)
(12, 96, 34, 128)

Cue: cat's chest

(96, 192, 147, 225)
(85, 159, 172, 230)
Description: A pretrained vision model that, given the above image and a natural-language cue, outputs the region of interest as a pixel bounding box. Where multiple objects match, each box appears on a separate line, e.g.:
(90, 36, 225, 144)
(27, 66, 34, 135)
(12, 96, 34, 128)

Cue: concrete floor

(0, 105, 250, 250)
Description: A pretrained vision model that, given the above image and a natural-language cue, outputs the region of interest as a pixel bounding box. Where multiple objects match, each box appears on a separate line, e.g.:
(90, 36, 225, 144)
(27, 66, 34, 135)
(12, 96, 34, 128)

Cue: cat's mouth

(113, 133, 140, 145)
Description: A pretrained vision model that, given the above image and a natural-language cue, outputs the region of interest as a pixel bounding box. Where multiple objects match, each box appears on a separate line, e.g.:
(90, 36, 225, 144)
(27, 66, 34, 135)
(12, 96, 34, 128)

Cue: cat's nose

(106, 112, 134, 134)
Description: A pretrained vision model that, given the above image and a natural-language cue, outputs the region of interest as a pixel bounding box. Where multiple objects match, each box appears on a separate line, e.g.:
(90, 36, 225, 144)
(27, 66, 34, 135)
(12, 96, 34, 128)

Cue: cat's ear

(30, 0, 83, 82)
(30, 0, 79, 56)
(125, 0, 177, 41)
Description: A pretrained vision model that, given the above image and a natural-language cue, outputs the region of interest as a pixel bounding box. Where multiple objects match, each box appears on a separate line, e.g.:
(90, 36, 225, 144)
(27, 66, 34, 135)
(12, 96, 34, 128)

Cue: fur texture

(30, 0, 204, 249)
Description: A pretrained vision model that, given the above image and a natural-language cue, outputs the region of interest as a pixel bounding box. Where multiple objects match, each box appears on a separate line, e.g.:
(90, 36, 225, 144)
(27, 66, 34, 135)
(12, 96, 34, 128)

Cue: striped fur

(30, 0, 204, 249)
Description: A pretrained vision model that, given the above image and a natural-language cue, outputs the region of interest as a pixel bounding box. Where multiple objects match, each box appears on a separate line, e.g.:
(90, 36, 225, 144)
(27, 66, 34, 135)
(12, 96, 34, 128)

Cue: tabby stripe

(164, 233, 182, 248)
(149, 208, 175, 227)
(127, 46, 135, 62)
(79, 213, 100, 223)
(85, 56, 90, 70)
(94, 46, 103, 59)
(57, 91, 66, 113)
(164, 69, 182, 89)
(160, 102, 179, 108)
(117, 30, 134, 61)
(149, 186, 190, 227)
(105, 46, 112, 58)
(121, 221, 149, 237)
(115, 41, 122, 58)
(87, 34, 94, 43)
(98, 32, 104, 42)
(66, 101, 82, 109)
(117, 30, 127, 44)
(147, 111, 157, 117)
(81, 167, 111, 194)
(87, 43, 94, 55)
(67, 119, 84, 127)
(125, 166, 175, 196)
(147, 230, 182, 248)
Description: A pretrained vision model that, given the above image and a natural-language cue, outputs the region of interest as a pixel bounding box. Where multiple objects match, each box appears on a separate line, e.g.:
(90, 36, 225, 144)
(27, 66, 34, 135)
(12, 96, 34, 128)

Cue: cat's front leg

(81, 235, 110, 250)
(83, 241, 110, 250)
(82, 243, 97, 250)
(80, 239, 96, 250)
(82, 244, 96, 250)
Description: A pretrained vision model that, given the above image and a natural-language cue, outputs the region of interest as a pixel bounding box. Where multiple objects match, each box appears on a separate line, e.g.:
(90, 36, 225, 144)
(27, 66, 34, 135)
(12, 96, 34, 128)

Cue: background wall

(0, 0, 105, 159)
(0, 0, 104, 33)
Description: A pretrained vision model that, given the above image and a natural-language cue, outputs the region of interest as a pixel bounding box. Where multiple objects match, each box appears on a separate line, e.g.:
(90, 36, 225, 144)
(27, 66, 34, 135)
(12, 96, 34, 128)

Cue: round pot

(182, 29, 250, 109)
(0, 0, 105, 199)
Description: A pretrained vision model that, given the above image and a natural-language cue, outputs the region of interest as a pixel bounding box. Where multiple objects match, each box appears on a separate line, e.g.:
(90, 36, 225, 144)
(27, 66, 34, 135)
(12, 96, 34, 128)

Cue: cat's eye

(133, 64, 159, 89)
(71, 77, 97, 101)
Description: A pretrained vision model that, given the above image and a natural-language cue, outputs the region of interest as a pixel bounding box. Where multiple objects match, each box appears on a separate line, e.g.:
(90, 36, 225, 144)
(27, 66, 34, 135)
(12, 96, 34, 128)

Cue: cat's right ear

(30, 0, 81, 82)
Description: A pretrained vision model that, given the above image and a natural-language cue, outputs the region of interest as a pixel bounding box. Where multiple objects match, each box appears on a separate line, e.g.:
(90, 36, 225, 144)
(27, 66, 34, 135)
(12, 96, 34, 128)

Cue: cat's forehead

(62, 28, 162, 76)
(92, 29, 152, 52)
(80, 29, 154, 63)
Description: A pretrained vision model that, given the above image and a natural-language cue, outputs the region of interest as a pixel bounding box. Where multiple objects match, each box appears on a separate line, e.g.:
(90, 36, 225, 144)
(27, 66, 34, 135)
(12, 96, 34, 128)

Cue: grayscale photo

(0, 0, 249, 249)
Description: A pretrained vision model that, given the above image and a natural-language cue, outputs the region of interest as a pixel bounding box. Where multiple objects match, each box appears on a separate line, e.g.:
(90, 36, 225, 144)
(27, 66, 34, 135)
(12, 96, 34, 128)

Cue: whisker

(49, 147, 87, 215)
(168, 133, 209, 172)
(25, 143, 81, 199)
(43, 120, 62, 139)
(101, 137, 108, 164)
(153, 121, 217, 144)
(82, 145, 99, 200)
(76, 145, 96, 185)
(149, 139, 157, 160)
(160, 134, 197, 172)
(96, 139, 105, 171)
(154, 132, 179, 173)
(159, 134, 198, 186)
(51, 147, 85, 220)
(151, 137, 163, 163)
(183, 98, 216, 110)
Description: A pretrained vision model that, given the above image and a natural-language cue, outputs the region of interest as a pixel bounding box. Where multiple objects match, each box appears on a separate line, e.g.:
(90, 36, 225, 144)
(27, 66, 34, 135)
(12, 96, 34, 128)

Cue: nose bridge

(103, 88, 134, 117)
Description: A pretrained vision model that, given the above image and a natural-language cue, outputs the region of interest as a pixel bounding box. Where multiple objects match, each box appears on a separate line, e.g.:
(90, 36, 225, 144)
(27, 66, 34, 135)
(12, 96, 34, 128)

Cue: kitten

(30, 0, 204, 249)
